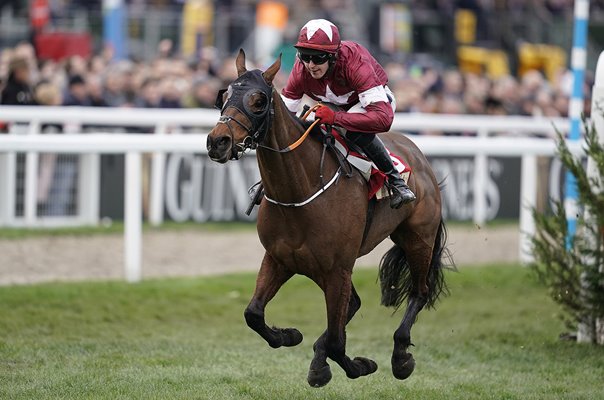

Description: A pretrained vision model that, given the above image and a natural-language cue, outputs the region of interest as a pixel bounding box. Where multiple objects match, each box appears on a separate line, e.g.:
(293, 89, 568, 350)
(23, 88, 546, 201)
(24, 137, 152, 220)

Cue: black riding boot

(358, 135, 416, 208)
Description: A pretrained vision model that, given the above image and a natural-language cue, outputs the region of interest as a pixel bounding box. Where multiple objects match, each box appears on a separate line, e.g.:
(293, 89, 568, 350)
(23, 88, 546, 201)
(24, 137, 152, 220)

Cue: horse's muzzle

(206, 134, 232, 163)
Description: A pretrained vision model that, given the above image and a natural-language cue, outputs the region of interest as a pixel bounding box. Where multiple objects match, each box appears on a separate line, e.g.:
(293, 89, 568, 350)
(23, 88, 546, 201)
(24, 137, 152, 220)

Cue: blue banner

(103, 0, 127, 60)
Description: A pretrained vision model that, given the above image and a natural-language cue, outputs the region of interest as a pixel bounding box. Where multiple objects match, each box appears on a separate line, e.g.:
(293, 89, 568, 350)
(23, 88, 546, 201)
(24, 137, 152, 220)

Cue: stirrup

(245, 182, 264, 216)
(387, 180, 416, 209)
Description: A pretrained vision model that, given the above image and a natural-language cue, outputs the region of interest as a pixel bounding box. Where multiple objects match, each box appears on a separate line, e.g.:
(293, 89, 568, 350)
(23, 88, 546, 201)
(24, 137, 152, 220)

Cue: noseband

(215, 70, 274, 160)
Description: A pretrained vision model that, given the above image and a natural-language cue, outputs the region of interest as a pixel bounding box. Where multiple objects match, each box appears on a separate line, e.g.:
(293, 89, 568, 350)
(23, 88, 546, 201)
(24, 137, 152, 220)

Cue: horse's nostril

(217, 136, 230, 148)
(206, 135, 213, 151)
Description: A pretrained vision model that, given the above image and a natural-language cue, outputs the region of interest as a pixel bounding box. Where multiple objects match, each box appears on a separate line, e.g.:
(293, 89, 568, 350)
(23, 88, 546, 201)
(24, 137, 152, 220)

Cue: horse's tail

(379, 218, 454, 310)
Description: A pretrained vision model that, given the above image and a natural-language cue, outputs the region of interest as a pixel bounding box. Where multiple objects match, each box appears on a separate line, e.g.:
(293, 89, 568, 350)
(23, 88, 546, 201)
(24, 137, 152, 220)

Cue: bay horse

(206, 50, 452, 387)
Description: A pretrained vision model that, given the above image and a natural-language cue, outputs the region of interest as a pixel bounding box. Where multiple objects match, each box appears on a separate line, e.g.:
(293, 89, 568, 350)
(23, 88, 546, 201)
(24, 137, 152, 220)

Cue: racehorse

(206, 50, 452, 387)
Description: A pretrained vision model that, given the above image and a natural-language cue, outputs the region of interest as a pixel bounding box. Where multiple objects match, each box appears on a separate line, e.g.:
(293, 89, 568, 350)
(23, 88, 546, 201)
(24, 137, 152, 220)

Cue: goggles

(297, 52, 331, 65)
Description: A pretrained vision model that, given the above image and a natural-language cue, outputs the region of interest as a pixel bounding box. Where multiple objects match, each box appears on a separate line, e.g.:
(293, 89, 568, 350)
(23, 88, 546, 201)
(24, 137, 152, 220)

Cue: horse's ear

(236, 48, 247, 77)
(262, 53, 282, 86)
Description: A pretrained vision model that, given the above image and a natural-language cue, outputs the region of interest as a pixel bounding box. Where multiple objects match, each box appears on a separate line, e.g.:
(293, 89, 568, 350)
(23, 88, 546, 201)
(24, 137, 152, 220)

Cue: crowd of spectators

(0, 38, 590, 136)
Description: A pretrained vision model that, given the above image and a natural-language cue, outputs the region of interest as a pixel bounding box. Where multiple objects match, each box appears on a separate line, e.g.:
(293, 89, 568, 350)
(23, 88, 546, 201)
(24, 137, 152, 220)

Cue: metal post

(473, 129, 489, 225)
(124, 151, 142, 283)
(519, 154, 537, 264)
(0, 151, 15, 226)
(24, 120, 40, 226)
(565, 0, 589, 247)
(78, 154, 100, 225)
(149, 123, 167, 226)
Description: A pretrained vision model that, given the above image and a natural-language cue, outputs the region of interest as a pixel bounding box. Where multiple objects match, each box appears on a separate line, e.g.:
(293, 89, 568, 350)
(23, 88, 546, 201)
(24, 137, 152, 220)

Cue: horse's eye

(252, 96, 267, 113)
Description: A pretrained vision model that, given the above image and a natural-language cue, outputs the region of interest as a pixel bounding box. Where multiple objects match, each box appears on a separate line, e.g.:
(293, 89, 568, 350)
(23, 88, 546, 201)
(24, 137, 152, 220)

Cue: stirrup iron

(245, 182, 264, 216)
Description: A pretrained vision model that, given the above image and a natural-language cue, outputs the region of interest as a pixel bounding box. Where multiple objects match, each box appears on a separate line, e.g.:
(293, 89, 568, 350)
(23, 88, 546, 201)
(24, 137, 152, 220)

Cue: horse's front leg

(244, 252, 302, 348)
(308, 283, 362, 387)
(311, 271, 378, 387)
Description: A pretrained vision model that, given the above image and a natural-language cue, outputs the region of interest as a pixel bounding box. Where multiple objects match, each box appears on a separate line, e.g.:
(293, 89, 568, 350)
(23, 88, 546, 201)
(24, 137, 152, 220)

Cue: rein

(259, 104, 322, 153)
(215, 72, 345, 208)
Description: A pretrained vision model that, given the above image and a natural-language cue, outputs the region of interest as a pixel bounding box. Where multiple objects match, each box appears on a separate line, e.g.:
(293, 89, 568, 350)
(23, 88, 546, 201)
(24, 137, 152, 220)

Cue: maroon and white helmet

(295, 19, 341, 54)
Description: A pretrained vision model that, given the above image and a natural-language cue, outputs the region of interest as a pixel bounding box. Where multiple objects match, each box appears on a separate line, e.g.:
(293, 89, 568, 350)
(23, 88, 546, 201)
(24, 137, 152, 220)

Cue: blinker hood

(214, 69, 275, 150)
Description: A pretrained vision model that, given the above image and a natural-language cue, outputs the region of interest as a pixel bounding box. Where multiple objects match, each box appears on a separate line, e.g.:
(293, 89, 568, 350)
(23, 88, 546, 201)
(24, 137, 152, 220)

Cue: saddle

(327, 127, 411, 200)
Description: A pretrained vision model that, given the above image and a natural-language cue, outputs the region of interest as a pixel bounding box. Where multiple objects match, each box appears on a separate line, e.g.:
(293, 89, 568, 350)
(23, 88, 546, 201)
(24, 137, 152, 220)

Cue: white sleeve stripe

(280, 94, 302, 112)
(358, 85, 389, 108)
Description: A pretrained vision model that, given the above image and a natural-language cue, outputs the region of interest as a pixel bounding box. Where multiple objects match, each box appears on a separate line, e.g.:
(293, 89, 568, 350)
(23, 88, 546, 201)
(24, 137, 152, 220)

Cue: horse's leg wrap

(244, 253, 302, 348)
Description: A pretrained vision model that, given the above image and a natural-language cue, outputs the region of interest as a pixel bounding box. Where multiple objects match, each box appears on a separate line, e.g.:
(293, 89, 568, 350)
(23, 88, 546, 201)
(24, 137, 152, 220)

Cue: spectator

(135, 78, 162, 108)
(63, 74, 92, 106)
(1, 57, 34, 105)
(32, 82, 63, 215)
(181, 76, 221, 109)
(159, 77, 184, 108)
(485, 96, 507, 115)
(102, 66, 129, 107)
(86, 74, 108, 107)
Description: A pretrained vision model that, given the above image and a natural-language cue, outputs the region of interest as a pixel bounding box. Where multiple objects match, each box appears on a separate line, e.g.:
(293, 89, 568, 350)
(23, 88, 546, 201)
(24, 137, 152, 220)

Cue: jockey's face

(299, 51, 330, 79)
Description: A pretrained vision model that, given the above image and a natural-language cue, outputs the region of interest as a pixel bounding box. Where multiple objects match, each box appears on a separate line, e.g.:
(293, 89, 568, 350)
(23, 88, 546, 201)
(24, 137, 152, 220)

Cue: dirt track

(0, 224, 519, 286)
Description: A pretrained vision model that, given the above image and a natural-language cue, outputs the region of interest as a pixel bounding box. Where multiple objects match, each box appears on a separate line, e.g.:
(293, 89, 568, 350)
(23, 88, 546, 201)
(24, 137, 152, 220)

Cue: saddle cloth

(330, 130, 411, 200)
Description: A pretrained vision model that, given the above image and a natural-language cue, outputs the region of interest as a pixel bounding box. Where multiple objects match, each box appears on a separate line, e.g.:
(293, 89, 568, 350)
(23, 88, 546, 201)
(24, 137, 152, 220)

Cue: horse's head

(207, 49, 281, 163)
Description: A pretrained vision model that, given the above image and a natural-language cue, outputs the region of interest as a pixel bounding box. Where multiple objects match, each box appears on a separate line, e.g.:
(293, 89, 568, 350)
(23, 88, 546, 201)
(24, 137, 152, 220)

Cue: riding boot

(359, 135, 416, 208)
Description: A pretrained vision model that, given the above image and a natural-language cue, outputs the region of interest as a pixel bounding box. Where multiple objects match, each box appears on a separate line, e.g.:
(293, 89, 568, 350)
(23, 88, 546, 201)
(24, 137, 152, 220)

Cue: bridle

(214, 70, 274, 160)
(214, 69, 321, 160)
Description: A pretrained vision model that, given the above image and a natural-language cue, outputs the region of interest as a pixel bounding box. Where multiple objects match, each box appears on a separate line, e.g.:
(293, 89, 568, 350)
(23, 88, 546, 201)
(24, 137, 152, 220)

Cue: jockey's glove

(315, 105, 337, 125)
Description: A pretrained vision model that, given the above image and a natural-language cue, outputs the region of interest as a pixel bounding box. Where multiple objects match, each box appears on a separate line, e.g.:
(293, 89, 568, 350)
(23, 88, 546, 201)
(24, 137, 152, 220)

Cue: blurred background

(0, 0, 598, 236)
(1, 1, 598, 223)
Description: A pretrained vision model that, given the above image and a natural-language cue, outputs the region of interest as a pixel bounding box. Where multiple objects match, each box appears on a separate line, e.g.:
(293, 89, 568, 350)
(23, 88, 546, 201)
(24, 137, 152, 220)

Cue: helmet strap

(326, 52, 338, 75)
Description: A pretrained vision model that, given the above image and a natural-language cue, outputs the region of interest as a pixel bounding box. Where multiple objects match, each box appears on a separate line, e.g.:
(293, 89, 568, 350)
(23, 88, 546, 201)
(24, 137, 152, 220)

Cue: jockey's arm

(281, 94, 302, 114)
(334, 99, 394, 133)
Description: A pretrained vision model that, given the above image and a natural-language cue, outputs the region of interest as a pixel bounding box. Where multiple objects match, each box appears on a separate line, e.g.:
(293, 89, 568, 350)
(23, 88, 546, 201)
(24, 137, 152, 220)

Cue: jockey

(281, 19, 416, 208)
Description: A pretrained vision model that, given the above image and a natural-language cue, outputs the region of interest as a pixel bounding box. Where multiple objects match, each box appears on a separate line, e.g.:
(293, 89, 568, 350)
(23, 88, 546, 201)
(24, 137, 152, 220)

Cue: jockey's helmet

(294, 19, 341, 54)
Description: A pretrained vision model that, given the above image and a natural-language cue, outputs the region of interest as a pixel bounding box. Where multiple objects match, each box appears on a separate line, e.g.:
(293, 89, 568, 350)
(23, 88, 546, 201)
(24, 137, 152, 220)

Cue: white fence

(0, 106, 580, 281)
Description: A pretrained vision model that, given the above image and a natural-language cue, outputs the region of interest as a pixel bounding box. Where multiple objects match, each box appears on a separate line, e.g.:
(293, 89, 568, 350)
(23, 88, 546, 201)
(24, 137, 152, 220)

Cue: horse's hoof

(280, 328, 303, 347)
(392, 353, 415, 380)
(353, 357, 378, 377)
(307, 365, 332, 387)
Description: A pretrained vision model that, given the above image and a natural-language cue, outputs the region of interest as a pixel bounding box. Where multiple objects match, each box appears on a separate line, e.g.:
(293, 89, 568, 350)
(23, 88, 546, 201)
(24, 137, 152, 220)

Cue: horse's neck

(256, 95, 328, 201)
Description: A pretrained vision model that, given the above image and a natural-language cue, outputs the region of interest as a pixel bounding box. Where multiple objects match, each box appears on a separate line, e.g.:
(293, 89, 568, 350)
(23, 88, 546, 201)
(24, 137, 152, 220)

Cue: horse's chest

(259, 232, 327, 272)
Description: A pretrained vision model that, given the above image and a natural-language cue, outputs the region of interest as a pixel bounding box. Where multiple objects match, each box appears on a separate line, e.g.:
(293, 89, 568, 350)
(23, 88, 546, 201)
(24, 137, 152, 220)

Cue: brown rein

(260, 104, 322, 153)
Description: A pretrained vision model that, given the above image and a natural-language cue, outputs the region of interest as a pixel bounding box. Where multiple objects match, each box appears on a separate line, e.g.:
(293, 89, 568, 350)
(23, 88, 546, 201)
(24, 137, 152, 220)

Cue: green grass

(1, 265, 602, 399)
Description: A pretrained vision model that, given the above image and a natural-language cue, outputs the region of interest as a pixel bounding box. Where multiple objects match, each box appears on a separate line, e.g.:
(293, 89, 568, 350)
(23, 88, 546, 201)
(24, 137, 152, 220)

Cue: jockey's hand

(315, 105, 336, 125)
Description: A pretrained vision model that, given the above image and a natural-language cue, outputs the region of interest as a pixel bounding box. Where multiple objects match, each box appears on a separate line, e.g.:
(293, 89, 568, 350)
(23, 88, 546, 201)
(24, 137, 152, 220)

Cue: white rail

(0, 107, 578, 281)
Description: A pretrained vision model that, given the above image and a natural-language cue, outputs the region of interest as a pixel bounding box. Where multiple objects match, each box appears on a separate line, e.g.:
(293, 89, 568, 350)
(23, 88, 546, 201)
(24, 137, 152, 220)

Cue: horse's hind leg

(308, 283, 361, 387)
(314, 271, 377, 385)
(390, 229, 435, 380)
(244, 252, 302, 348)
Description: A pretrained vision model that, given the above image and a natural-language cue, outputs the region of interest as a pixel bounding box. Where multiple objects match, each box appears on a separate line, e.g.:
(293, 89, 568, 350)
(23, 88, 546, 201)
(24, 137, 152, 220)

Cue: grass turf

(0, 264, 602, 399)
